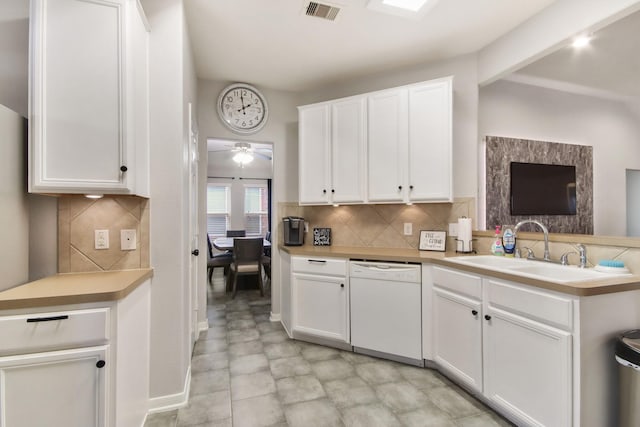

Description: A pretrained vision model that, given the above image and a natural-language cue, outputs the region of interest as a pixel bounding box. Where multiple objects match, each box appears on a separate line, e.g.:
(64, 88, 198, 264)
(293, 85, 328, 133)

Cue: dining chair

(229, 237, 264, 298)
(207, 234, 233, 286)
(226, 230, 246, 237)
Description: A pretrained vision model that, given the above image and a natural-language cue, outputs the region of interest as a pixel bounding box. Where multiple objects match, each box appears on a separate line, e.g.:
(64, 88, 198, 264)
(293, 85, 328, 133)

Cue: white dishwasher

(350, 261, 422, 364)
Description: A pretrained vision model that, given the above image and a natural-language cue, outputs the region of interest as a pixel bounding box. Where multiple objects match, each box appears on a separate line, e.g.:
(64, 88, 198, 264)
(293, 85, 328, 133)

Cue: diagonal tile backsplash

(59, 195, 150, 273)
(279, 198, 475, 250)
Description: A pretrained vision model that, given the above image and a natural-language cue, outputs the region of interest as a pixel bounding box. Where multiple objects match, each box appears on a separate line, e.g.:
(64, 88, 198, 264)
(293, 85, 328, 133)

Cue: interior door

(188, 103, 200, 348)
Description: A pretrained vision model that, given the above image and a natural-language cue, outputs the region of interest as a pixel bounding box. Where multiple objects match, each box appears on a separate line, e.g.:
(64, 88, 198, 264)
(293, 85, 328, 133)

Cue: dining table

(212, 237, 272, 252)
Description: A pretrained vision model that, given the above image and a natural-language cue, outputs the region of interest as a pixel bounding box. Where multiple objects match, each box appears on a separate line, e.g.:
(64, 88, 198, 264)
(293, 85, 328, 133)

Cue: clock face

(217, 84, 268, 134)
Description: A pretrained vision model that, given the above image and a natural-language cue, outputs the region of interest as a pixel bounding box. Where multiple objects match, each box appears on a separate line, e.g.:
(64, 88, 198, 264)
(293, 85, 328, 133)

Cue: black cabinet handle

(471, 310, 478, 316)
(308, 259, 327, 264)
(192, 249, 199, 256)
(409, 185, 414, 190)
(331, 189, 335, 193)
(27, 315, 69, 323)
(120, 165, 128, 172)
(323, 189, 327, 194)
(484, 315, 492, 321)
(96, 360, 106, 369)
(340, 283, 344, 288)
(398, 185, 402, 190)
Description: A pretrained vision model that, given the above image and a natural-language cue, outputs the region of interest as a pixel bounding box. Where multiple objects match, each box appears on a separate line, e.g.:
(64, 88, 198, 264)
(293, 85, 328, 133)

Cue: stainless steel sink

(447, 255, 631, 283)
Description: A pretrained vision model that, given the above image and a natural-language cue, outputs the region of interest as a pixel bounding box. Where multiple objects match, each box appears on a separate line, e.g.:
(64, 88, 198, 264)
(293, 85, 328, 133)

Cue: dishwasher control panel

(349, 261, 421, 283)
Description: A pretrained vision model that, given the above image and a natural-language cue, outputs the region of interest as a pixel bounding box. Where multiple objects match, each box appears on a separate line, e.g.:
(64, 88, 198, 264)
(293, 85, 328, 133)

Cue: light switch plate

(121, 229, 137, 251)
(449, 223, 458, 237)
(403, 223, 412, 235)
(95, 230, 109, 250)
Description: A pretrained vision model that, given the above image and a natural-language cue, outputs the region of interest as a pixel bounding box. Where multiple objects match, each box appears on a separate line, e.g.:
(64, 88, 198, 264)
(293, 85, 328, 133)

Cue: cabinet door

(30, 0, 130, 193)
(291, 273, 349, 343)
(331, 97, 366, 203)
(432, 286, 482, 392)
(280, 252, 292, 335)
(483, 307, 572, 427)
(407, 79, 452, 202)
(367, 89, 408, 202)
(298, 104, 331, 204)
(0, 346, 108, 427)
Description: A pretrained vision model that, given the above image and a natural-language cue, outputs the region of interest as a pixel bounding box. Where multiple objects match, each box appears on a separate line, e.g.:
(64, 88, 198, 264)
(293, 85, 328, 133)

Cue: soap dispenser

(491, 225, 504, 256)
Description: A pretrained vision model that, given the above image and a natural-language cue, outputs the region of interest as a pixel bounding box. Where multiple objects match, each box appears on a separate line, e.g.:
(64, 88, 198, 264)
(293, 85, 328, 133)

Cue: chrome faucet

(514, 219, 550, 261)
(576, 243, 588, 268)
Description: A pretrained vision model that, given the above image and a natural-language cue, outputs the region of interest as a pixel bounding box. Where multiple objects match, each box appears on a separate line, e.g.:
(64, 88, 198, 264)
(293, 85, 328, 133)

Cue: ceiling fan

(209, 141, 272, 165)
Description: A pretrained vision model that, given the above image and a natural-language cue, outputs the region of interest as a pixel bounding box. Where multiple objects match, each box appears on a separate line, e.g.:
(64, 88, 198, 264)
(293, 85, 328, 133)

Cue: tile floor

(145, 286, 513, 427)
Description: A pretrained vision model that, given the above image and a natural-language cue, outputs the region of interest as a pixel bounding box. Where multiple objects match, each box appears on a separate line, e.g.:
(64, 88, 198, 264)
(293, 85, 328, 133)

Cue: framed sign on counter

(419, 230, 446, 251)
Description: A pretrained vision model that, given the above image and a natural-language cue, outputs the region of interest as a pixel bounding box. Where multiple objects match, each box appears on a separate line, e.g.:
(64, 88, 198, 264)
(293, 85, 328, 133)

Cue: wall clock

(217, 83, 269, 134)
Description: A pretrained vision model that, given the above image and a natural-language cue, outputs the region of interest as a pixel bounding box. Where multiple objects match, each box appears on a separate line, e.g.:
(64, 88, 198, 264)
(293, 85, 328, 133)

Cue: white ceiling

(510, 9, 640, 99)
(183, 0, 557, 92)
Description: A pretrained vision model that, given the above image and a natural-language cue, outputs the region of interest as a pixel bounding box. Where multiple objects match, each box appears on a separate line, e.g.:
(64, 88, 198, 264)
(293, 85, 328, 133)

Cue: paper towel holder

(455, 238, 477, 254)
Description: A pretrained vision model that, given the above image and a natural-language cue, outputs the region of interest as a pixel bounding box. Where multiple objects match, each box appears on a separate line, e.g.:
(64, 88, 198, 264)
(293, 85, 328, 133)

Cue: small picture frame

(419, 230, 447, 252)
(313, 228, 332, 246)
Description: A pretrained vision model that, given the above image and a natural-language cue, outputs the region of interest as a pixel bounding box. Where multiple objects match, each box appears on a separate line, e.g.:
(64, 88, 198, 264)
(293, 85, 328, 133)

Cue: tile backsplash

(279, 198, 475, 250)
(58, 196, 150, 273)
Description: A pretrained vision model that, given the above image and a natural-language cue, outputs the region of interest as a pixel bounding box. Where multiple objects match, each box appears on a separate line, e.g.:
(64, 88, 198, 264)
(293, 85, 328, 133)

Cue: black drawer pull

(484, 315, 492, 321)
(308, 259, 327, 264)
(471, 310, 478, 316)
(27, 315, 69, 323)
(96, 360, 106, 369)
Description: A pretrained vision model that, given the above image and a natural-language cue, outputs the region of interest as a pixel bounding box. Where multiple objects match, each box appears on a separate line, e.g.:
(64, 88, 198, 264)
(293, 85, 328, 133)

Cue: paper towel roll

(457, 217, 473, 252)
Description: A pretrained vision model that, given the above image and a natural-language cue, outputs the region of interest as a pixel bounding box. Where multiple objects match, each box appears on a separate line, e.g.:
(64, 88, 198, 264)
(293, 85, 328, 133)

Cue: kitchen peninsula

(279, 243, 640, 427)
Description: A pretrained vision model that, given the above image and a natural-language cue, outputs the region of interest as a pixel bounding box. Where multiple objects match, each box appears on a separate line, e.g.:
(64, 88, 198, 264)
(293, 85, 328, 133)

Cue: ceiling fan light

(233, 151, 254, 165)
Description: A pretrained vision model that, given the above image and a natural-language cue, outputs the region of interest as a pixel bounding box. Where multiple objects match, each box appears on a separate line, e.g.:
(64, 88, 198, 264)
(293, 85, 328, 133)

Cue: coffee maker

(283, 216, 305, 246)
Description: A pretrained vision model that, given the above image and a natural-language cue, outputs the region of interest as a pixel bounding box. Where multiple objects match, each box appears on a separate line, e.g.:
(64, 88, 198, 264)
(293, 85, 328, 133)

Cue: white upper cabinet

(298, 104, 331, 204)
(29, 0, 149, 196)
(298, 76, 452, 205)
(367, 88, 408, 202)
(298, 96, 366, 205)
(369, 78, 453, 203)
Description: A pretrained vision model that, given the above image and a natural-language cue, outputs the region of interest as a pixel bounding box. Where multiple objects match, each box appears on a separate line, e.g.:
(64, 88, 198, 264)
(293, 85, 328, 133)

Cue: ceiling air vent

(305, 2, 340, 21)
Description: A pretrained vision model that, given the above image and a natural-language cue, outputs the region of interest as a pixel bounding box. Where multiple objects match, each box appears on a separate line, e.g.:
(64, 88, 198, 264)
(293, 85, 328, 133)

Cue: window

(207, 184, 230, 237)
(244, 184, 268, 236)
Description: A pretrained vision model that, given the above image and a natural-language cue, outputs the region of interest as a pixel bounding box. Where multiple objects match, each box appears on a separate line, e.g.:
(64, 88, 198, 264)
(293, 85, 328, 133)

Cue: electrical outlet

(120, 229, 137, 250)
(95, 230, 109, 250)
(403, 223, 412, 236)
(449, 223, 458, 237)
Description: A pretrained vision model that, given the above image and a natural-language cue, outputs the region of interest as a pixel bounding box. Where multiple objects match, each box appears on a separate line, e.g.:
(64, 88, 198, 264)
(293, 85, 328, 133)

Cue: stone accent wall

(485, 136, 593, 234)
(58, 195, 150, 273)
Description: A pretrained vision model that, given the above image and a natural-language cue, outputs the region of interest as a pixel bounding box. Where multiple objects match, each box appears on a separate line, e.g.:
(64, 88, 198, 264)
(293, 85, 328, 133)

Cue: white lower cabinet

(426, 266, 575, 427)
(483, 306, 572, 427)
(290, 257, 349, 344)
(0, 346, 108, 427)
(0, 279, 150, 427)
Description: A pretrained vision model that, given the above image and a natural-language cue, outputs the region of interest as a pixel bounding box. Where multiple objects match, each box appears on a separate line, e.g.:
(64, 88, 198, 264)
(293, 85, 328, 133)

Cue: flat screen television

(510, 162, 577, 215)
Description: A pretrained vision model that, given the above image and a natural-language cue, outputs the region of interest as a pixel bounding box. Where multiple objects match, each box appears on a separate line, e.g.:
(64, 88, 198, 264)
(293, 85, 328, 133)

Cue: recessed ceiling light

(572, 35, 591, 48)
(382, 0, 429, 12)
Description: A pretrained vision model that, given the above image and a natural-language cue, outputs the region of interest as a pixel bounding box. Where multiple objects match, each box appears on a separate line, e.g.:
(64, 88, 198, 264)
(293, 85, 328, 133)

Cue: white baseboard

(198, 320, 209, 333)
(269, 311, 281, 322)
(147, 366, 191, 414)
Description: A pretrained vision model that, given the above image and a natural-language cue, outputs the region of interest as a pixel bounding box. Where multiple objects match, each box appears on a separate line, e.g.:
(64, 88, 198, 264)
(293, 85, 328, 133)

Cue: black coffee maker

(283, 216, 305, 246)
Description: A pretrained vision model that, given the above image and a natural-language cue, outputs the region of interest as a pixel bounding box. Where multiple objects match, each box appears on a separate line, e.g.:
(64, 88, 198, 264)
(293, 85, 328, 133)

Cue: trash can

(615, 330, 640, 427)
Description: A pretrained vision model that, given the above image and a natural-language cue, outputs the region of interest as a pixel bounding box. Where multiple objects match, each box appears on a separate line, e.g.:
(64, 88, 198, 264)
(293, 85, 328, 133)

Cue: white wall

(27, 194, 57, 281)
(479, 80, 640, 236)
(300, 53, 479, 200)
(0, 0, 29, 118)
(0, 103, 28, 291)
(197, 78, 301, 318)
(142, 0, 192, 406)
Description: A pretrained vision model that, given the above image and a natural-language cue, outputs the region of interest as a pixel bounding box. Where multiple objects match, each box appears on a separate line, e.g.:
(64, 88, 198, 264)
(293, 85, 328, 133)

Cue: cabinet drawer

(486, 279, 573, 330)
(0, 308, 110, 356)
(432, 266, 482, 300)
(292, 257, 347, 276)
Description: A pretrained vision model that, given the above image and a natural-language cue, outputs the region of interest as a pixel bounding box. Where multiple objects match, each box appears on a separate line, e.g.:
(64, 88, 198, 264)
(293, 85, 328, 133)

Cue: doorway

(206, 139, 274, 292)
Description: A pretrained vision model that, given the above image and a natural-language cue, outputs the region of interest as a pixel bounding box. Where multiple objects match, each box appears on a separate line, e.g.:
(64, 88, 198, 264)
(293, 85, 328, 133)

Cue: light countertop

(0, 268, 153, 310)
(280, 245, 640, 297)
